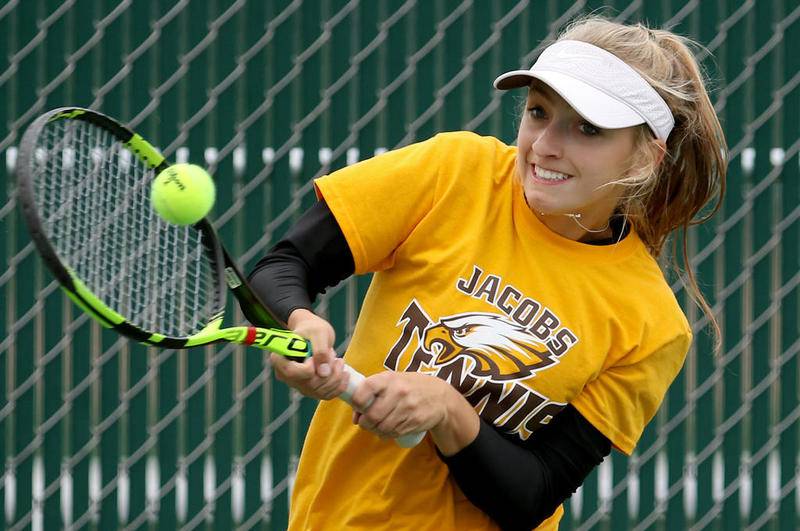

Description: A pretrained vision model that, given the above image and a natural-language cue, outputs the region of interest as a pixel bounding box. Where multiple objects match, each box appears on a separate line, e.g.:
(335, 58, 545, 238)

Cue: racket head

(16, 107, 227, 347)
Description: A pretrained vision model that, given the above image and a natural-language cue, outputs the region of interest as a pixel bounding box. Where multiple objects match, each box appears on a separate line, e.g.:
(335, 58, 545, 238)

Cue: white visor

(494, 40, 674, 141)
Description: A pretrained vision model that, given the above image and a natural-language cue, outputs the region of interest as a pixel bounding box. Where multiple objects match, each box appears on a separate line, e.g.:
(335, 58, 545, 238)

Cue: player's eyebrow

(528, 81, 554, 102)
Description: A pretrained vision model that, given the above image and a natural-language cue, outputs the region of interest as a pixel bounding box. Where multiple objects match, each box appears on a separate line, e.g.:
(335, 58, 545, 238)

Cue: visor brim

(494, 70, 647, 130)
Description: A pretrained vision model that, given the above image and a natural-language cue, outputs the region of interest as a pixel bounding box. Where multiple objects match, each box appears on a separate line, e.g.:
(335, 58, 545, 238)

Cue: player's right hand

(269, 309, 349, 400)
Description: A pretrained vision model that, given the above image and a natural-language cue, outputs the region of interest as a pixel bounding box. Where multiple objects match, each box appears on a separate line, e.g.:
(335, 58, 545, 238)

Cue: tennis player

(248, 16, 727, 530)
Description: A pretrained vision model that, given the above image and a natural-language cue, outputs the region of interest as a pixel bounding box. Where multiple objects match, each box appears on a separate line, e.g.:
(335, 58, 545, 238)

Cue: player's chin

(522, 187, 554, 214)
(523, 185, 580, 214)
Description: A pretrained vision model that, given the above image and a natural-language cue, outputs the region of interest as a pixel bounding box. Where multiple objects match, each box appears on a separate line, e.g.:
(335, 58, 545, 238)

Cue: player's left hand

(349, 371, 450, 440)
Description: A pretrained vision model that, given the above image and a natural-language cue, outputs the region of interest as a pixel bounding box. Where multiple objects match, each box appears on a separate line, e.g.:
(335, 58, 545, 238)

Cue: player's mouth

(530, 164, 573, 185)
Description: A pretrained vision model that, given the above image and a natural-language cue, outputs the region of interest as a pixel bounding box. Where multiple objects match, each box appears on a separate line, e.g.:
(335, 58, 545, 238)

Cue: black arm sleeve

(246, 200, 355, 324)
(441, 405, 611, 530)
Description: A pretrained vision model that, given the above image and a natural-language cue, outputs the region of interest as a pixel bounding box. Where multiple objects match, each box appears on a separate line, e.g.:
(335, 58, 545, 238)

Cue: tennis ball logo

(150, 163, 216, 225)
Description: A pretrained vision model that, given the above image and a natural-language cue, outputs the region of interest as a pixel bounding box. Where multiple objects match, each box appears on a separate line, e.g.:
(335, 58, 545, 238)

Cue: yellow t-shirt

(289, 132, 691, 530)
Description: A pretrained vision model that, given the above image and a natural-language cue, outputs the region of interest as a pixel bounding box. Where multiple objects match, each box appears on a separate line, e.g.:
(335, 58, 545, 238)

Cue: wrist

(431, 384, 480, 456)
(287, 307, 317, 329)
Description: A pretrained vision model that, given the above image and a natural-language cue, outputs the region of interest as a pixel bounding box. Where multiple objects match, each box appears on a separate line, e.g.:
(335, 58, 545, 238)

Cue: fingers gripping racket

(16, 107, 424, 448)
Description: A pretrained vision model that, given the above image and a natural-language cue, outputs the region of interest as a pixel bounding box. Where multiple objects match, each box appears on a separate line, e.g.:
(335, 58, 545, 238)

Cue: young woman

(247, 16, 726, 531)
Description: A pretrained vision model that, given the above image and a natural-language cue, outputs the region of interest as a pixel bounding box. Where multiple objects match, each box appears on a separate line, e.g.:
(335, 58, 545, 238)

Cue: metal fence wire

(1, 1, 799, 529)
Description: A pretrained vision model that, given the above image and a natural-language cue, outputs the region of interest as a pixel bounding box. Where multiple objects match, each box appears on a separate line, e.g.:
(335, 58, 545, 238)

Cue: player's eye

(579, 122, 601, 136)
(527, 106, 546, 120)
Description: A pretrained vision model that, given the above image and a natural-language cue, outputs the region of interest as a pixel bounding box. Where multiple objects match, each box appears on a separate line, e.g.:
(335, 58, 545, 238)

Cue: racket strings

(31, 119, 215, 337)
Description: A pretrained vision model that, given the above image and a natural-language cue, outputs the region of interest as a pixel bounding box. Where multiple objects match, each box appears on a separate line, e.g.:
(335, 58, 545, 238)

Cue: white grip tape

(340, 365, 425, 448)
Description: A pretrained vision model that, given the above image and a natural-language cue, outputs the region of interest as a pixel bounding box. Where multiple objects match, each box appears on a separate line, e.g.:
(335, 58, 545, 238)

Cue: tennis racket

(16, 107, 424, 448)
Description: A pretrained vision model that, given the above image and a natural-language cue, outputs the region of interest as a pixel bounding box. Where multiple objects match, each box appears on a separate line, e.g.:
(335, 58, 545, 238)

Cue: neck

(536, 212, 615, 242)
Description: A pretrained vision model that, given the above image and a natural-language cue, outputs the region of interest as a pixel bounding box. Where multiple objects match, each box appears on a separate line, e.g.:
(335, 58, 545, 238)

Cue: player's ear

(652, 138, 667, 167)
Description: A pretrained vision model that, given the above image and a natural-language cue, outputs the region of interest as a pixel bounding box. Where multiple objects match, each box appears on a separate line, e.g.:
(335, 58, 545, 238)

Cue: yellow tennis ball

(150, 163, 216, 225)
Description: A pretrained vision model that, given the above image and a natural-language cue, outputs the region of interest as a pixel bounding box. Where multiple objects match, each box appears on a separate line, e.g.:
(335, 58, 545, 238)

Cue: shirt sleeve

(570, 332, 691, 455)
(314, 135, 446, 274)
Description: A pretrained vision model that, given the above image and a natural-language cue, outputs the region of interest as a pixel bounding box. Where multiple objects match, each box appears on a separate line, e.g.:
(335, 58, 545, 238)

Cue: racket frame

(16, 107, 307, 359)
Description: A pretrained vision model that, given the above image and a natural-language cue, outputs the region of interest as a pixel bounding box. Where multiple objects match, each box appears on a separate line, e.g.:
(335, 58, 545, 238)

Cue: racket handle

(340, 365, 426, 448)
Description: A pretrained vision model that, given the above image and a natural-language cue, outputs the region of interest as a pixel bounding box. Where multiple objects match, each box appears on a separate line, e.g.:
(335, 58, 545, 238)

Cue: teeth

(534, 166, 570, 181)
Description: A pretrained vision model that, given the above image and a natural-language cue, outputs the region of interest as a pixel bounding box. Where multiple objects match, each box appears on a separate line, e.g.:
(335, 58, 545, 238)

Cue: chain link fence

(1, 1, 798, 529)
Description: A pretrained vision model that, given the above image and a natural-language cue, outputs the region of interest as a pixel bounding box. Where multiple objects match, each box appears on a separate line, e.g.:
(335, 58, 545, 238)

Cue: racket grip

(340, 365, 426, 448)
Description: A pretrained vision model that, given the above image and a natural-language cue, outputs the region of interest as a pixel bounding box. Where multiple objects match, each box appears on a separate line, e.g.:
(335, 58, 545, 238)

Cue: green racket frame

(16, 107, 309, 360)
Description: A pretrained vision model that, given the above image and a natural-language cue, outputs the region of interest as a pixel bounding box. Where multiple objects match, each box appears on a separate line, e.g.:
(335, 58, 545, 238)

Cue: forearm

(248, 243, 314, 323)
(440, 405, 611, 530)
(247, 200, 354, 324)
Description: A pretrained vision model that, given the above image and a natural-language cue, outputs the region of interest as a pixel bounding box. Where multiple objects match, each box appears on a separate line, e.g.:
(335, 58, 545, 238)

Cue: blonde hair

(557, 16, 728, 349)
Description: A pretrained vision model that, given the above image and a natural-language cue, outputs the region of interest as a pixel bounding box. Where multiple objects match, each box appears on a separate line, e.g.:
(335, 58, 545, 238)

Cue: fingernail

(318, 363, 331, 377)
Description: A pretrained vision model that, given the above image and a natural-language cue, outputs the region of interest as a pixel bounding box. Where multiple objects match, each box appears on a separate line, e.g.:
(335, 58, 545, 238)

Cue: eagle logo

(422, 313, 556, 381)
